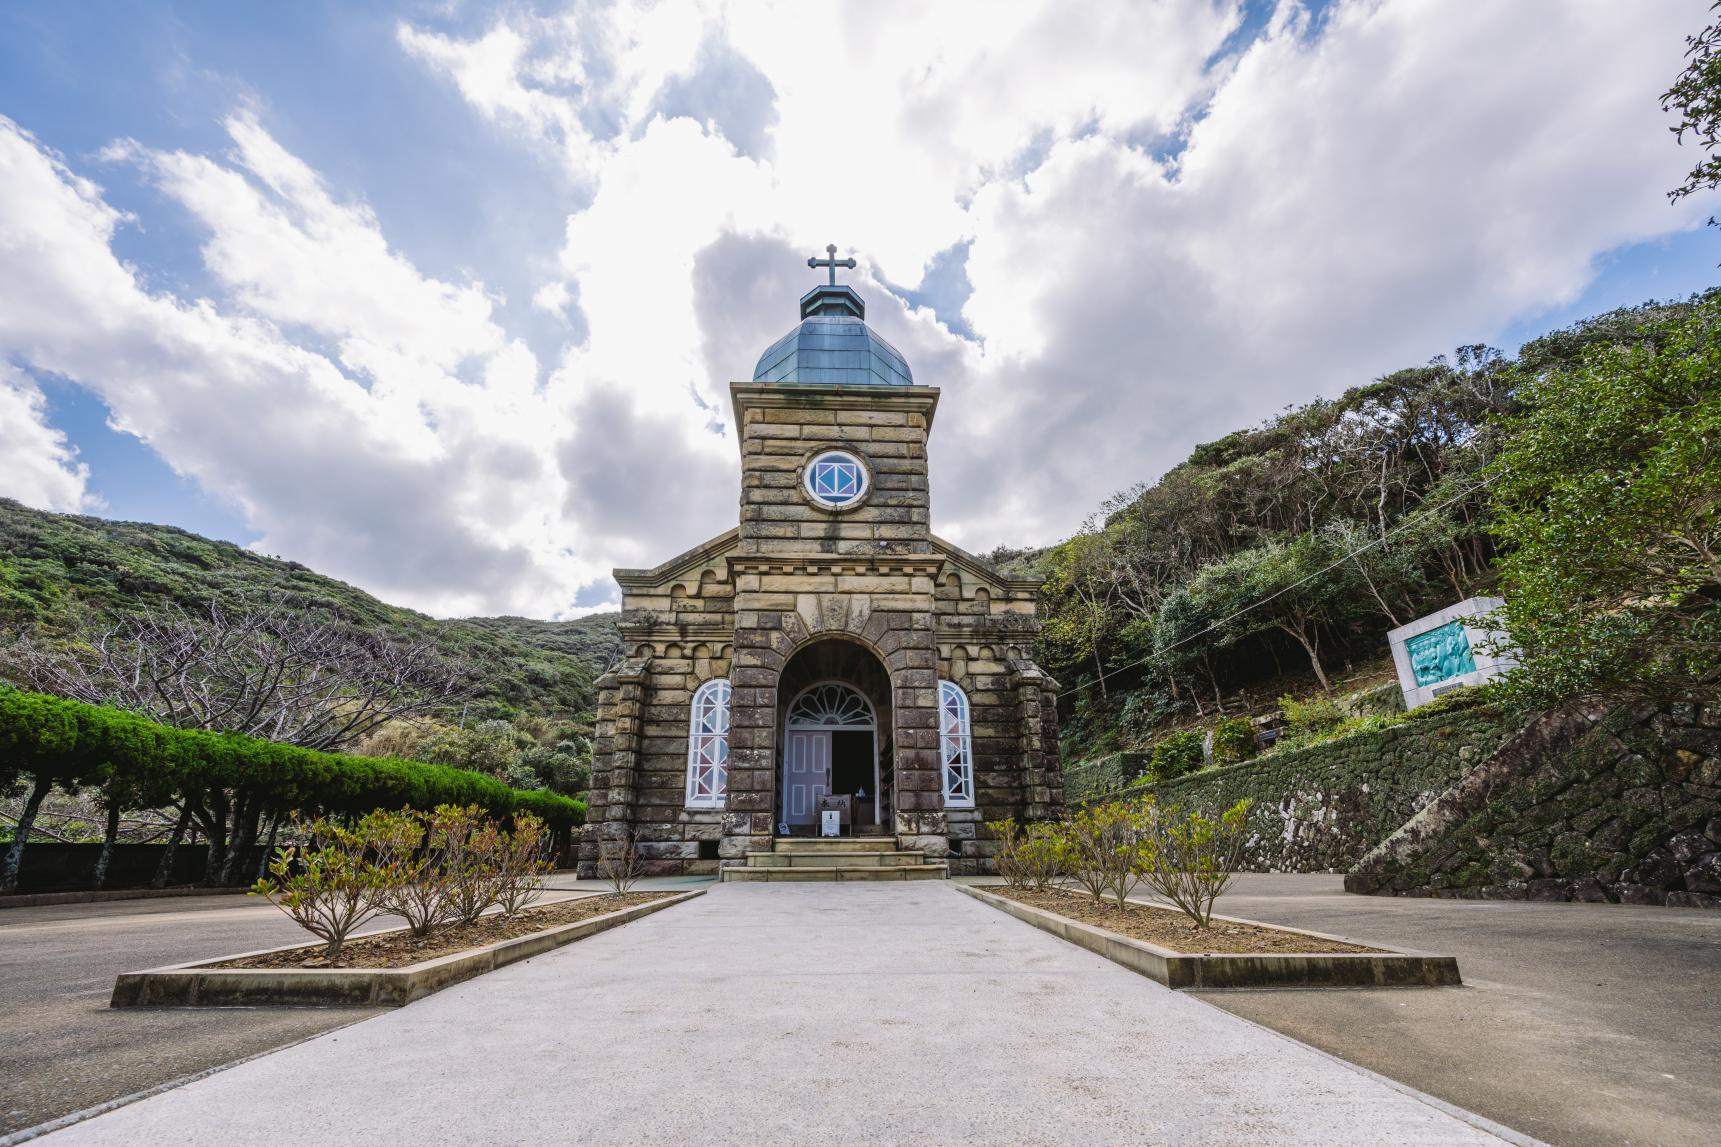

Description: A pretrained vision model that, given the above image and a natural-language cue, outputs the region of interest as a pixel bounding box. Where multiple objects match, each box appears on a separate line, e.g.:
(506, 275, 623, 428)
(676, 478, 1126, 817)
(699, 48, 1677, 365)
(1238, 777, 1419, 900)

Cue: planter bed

(959, 884, 1459, 990)
(112, 889, 702, 1008)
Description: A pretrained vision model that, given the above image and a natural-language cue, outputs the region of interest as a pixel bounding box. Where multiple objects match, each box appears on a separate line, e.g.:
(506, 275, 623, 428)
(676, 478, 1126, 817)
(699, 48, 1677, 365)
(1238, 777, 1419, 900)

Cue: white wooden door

(784, 730, 832, 826)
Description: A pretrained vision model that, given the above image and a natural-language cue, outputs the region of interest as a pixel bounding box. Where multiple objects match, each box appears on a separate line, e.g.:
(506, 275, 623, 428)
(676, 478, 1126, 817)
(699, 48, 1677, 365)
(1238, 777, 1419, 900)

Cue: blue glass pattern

(808, 453, 864, 505)
(1405, 622, 1477, 686)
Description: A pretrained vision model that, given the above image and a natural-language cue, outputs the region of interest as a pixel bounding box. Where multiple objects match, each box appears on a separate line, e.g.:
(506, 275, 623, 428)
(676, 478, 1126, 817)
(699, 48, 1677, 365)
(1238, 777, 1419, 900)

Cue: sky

(0, 0, 1716, 620)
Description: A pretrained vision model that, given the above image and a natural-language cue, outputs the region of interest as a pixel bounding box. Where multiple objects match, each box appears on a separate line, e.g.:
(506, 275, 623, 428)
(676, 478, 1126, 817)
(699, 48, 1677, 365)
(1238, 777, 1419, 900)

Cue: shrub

(1279, 693, 1344, 739)
(1145, 730, 1204, 782)
(595, 829, 644, 895)
(492, 812, 554, 918)
(436, 805, 504, 926)
(371, 808, 448, 938)
(251, 813, 403, 962)
(1404, 682, 1497, 720)
(1133, 799, 1253, 928)
(1018, 825, 1061, 891)
(1209, 717, 1258, 765)
(1055, 802, 1141, 907)
(988, 818, 1029, 890)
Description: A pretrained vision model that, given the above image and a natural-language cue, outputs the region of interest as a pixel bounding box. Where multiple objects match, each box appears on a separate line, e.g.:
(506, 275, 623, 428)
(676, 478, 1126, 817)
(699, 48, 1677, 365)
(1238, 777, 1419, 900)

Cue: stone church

(580, 250, 1064, 880)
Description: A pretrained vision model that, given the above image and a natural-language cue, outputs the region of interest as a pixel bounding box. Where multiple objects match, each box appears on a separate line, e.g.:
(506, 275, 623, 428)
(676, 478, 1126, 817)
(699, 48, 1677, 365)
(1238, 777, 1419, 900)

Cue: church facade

(580, 255, 1064, 878)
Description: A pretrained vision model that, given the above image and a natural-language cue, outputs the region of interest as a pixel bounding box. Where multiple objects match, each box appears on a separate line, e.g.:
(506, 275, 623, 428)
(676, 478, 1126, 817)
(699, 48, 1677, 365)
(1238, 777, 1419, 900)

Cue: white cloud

(401, 0, 1712, 561)
(1, 0, 1713, 618)
(0, 364, 95, 514)
(0, 113, 595, 617)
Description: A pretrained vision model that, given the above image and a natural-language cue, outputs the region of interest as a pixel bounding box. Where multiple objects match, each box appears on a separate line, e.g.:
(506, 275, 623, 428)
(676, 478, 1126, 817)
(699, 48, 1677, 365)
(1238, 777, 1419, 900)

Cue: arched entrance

(774, 639, 893, 836)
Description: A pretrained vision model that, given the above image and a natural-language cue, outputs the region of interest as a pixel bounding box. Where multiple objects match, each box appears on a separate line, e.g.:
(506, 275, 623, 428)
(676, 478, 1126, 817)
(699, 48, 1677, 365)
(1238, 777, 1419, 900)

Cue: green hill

(0, 499, 621, 727)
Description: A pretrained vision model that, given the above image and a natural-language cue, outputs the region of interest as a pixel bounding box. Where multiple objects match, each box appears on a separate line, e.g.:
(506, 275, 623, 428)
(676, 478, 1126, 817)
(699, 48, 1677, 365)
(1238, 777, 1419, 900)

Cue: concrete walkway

(39, 883, 1518, 1146)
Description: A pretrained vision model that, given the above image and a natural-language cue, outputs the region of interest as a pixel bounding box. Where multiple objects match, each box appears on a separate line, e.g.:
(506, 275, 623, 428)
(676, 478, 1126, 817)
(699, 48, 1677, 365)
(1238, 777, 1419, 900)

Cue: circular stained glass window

(803, 449, 869, 507)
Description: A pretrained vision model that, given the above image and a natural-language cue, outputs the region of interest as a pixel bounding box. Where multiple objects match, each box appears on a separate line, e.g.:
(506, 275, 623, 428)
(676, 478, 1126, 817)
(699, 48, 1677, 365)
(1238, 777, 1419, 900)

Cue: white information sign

(820, 809, 841, 838)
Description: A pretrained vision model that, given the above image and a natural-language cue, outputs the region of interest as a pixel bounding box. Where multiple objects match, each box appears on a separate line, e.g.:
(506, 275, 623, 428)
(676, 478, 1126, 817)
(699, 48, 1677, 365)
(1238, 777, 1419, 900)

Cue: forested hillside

(0, 502, 619, 757)
(1032, 291, 1721, 762)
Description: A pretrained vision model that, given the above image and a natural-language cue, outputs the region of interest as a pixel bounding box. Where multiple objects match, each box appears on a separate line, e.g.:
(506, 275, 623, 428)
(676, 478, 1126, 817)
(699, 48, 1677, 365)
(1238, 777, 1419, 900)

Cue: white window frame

(685, 678, 732, 809)
(937, 679, 975, 809)
(802, 449, 869, 508)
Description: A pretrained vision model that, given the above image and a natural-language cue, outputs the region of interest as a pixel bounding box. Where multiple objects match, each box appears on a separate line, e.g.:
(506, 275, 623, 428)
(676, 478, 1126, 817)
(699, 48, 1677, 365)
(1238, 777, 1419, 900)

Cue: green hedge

(0, 688, 585, 829)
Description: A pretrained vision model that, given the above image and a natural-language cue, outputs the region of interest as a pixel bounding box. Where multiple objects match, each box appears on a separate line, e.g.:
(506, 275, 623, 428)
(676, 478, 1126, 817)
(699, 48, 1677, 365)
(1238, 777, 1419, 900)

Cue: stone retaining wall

(1349, 701, 1721, 907)
(1084, 708, 1518, 872)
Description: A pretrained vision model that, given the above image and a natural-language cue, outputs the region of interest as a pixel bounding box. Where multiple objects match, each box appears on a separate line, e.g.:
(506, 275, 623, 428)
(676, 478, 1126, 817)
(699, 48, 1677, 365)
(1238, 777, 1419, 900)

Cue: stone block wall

(584, 532, 737, 878)
(584, 379, 1067, 876)
(1084, 708, 1518, 872)
(732, 383, 936, 558)
(1351, 701, 1721, 907)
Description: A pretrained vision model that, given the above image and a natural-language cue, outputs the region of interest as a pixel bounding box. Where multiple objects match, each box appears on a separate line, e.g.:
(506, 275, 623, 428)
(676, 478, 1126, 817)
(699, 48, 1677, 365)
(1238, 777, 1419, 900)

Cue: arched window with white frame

(685, 678, 731, 809)
(938, 680, 975, 808)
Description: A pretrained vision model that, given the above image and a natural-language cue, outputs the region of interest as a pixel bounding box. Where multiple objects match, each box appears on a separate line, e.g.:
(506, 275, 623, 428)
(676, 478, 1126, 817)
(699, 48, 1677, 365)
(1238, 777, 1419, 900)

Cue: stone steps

(720, 864, 949, 883)
(771, 837, 898, 854)
(718, 835, 947, 882)
(745, 850, 924, 868)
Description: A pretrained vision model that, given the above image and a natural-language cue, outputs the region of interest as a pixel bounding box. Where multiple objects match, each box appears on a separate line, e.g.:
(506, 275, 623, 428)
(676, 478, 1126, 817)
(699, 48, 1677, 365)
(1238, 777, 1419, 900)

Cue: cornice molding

(729, 381, 941, 449)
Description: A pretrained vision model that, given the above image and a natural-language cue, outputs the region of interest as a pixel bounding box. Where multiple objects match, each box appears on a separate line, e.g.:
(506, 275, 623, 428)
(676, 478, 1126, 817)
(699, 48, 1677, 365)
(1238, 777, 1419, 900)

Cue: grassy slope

(0, 499, 621, 726)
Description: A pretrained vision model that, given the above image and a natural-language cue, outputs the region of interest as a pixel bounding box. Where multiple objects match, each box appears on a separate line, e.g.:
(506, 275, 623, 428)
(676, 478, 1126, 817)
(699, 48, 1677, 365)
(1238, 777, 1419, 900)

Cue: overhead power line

(1056, 474, 1501, 700)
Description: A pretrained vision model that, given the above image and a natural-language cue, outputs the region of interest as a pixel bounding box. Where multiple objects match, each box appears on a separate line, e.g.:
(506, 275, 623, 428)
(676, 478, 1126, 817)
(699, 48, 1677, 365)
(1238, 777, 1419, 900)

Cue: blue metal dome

(752, 282, 915, 387)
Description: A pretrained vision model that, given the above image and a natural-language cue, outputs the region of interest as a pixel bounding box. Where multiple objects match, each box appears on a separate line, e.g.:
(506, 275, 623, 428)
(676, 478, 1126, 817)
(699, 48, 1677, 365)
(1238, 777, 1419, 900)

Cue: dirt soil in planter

(215, 892, 671, 970)
(993, 888, 1383, 955)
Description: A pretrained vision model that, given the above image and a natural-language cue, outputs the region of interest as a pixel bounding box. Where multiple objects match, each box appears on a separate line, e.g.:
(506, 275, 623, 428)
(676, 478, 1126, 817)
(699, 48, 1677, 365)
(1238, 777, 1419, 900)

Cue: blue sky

(0, 1, 1714, 617)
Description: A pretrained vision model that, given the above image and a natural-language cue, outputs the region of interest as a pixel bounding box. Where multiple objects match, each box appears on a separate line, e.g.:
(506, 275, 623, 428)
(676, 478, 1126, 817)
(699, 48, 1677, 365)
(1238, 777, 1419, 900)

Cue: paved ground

(35, 882, 1512, 1146)
(0, 876, 701, 1137)
(1187, 874, 1721, 1147)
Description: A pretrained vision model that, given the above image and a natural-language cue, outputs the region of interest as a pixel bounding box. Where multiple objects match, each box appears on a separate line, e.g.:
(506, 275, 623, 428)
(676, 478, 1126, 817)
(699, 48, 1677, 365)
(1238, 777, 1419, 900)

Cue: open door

(783, 728, 831, 828)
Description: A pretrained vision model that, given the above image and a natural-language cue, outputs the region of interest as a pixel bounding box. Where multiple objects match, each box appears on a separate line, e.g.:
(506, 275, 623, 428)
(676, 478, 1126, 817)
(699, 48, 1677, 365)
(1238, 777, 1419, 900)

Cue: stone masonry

(580, 318, 1063, 878)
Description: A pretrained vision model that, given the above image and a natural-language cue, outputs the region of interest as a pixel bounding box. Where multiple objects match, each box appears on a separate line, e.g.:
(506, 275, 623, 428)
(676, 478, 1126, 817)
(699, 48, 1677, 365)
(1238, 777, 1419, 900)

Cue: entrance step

(719, 864, 949, 883)
(771, 837, 899, 854)
(745, 850, 924, 868)
(718, 835, 946, 882)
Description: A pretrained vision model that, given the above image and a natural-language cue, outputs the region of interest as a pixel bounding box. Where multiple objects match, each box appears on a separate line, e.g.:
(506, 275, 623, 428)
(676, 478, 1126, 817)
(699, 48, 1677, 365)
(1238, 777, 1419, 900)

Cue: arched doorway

(774, 639, 893, 836)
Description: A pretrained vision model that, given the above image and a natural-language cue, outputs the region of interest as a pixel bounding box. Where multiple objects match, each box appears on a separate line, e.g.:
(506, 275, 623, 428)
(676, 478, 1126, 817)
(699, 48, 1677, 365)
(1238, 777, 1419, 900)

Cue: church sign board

(1386, 596, 1516, 710)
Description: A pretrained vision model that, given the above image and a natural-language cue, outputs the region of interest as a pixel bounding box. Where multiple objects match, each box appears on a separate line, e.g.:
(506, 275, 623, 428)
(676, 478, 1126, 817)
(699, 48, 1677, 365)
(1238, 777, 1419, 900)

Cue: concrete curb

(0, 886, 251, 909)
(956, 884, 1460, 990)
(110, 889, 704, 1008)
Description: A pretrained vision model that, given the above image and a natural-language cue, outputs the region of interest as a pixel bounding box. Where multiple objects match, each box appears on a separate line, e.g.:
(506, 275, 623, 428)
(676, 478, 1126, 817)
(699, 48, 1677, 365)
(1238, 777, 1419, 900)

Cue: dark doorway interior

(831, 730, 876, 828)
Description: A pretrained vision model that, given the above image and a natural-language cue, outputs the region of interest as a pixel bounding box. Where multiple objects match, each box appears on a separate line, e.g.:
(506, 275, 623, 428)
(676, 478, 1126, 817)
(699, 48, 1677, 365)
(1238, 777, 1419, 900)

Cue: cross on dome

(807, 243, 857, 287)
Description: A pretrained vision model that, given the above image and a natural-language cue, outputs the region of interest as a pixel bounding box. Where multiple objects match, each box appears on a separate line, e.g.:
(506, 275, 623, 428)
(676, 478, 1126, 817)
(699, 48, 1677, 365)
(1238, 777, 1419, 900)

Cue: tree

(1488, 296, 1721, 704)
(4, 596, 471, 882)
(1187, 536, 1361, 692)
(6, 597, 469, 751)
(1664, 2, 1721, 209)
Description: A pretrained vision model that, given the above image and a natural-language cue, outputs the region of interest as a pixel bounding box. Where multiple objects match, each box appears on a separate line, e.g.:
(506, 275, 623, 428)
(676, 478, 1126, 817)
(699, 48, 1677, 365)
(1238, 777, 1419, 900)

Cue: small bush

(989, 818, 1030, 890)
(596, 829, 644, 895)
(1209, 717, 1258, 765)
(1134, 798, 1253, 927)
(1018, 826, 1061, 891)
(1279, 693, 1345, 738)
(1145, 730, 1204, 781)
(372, 808, 449, 938)
(251, 813, 403, 961)
(435, 805, 505, 926)
(493, 812, 554, 918)
(1055, 802, 1141, 907)
(991, 817, 1062, 891)
(1404, 682, 1497, 720)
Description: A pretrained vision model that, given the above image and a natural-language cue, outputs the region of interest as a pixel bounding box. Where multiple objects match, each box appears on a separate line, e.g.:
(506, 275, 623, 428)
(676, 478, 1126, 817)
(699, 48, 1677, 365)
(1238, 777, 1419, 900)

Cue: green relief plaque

(1405, 621, 1476, 687)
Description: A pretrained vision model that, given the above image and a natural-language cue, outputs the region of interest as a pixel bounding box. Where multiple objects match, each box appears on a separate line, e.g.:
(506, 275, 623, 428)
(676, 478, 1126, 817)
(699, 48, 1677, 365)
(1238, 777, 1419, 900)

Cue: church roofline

(931, 534, 1046, 595)
(612, 527, 739, 589)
